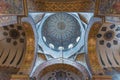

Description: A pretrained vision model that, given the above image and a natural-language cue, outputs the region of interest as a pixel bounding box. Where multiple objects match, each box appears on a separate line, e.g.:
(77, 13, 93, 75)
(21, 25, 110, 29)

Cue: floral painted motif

(95, 0, 120, 16)
(0, 0, 26, 15)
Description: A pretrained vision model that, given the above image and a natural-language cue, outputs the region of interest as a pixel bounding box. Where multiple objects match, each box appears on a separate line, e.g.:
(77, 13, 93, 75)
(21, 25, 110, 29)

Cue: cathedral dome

(41, 13, 81, 51)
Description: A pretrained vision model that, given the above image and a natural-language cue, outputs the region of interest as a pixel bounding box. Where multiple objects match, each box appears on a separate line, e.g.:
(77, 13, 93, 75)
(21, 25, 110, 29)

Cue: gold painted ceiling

(27, 0, 95, 12)
(38, 0, 82, 2)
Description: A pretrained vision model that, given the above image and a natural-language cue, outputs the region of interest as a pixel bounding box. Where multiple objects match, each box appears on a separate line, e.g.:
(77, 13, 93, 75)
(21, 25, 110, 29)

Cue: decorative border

(88, 21, 104, 75)
(11, 75, 29, 80)
(0, 0, 27, 16)
(94, 0, 120, 17)
(94, 0, 106, 23)
(18, 22, 35, 74)
(92, 75, 112, 80)
(28, 0, 94, 12)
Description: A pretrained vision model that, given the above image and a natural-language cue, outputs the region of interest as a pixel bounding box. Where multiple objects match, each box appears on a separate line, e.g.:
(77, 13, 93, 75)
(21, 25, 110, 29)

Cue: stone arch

(86, 16, 103, 75)
(32, 58, 90, 80)
(18, 15, 37, 75)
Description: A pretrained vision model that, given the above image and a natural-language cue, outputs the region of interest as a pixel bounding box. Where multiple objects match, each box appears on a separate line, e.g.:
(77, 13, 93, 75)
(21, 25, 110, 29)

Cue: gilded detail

(88, 22, 104, 75)
(27, 0, 94, 12)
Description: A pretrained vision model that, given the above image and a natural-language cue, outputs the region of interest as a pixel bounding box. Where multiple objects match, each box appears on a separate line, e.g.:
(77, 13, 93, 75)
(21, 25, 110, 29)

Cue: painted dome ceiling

(96, 22, 120, 68)
(41, 13, 81, 51)
(0, 23, 26, 68)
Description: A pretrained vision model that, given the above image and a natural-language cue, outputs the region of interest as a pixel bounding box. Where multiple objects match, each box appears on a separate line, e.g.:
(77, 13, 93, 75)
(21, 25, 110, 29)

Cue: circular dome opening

(41, 13, 81, 51)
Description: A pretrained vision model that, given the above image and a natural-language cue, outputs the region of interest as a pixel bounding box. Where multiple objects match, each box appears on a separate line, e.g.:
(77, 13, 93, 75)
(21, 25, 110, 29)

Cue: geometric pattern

(41, 13, 81, 51)
(2, 24, 25, 46)
(97, 22, 120, 68)
(0, 23, 26, 68)
(88, 21, 104, 75)
(27, 0, 94, 12)
(41, 69, 83, 80)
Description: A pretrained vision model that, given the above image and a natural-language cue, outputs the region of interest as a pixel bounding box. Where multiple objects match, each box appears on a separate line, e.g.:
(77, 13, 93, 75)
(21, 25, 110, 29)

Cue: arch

(32, 58, 90, 80)
(86, 16, 103, 75)
(18, 15, 37, 75)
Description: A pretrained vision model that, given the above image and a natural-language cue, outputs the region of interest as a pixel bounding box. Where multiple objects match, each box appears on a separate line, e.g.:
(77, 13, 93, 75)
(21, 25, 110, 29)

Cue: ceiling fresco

(27, 0, 95, 12)
(1, 0, 120, 80)
(32, 59, 90, 80)
(41, 13, 81, 51)
(29, 12, 93, 80)
(95, 0, 120, 16)
(97, 22, 120, 68)
(36, 13, 88, 59)
(0, 23, 26, 67)
(0, 23, 27, 80)
(0, 16, 17, 26)
(0, 0, 27, 16)
(41, 69, 83, 80)
(88, 21, 104, 75)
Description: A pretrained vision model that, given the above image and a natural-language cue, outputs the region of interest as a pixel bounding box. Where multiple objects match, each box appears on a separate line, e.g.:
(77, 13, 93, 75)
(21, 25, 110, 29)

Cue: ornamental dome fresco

(41, 13, 81, 51)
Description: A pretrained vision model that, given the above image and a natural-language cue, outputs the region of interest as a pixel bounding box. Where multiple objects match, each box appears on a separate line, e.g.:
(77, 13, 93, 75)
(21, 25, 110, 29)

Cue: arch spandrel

(88, 21, 104, 74)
